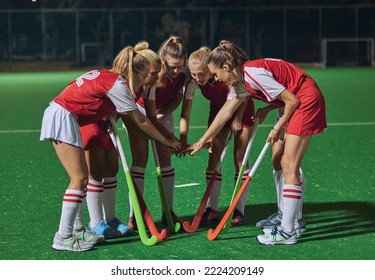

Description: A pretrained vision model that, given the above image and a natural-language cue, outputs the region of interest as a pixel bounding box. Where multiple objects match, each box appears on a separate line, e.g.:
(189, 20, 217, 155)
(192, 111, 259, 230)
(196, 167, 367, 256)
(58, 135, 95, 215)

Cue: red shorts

(286, 77, 327, 136)
(208, 98, 255, 128)
(80, 119, 115, 149)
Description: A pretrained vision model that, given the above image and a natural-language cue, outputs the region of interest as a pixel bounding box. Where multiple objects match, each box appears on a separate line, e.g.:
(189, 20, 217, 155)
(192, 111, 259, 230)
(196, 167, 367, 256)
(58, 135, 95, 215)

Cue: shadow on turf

(186, 201, 375, 242)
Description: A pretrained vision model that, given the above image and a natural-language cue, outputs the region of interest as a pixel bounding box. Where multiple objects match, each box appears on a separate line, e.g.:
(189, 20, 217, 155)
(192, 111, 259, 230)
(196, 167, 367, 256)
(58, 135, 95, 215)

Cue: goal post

(321, 37, 375, 67)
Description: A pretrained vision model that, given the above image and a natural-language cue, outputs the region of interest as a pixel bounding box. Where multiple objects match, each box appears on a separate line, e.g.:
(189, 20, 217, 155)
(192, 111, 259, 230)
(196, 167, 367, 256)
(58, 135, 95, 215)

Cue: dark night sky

(2, 0, 375, 10)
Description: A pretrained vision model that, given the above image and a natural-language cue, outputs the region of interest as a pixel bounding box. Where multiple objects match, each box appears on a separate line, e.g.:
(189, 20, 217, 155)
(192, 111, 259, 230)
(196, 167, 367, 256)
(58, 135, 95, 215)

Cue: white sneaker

(257, 226, 297, 245)
(263, 219, 306, 238)
(52, 232, 93, 252)
(73, 228, 105, 244)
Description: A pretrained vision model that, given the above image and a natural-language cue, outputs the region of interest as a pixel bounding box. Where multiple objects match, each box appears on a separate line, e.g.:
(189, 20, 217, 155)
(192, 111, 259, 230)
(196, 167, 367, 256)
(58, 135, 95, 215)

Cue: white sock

(86, 179, 104, 228)
(235, 169, 251, 214)
(58, 189, 84, 238)
(73, 188, 87, 231)
(281, 184, 302, 233)
(161, 166, 175, 212)
(273, 169, 284, 213)
(103, 177, 117, 222)
(129, 166, 145, 217)
(206, 170, 222, 211)
(297, 168, 306, 221)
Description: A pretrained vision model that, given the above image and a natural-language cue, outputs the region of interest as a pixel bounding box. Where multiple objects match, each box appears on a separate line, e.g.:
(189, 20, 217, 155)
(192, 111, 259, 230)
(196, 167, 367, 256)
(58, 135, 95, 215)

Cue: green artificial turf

(0, 68, 374, 261)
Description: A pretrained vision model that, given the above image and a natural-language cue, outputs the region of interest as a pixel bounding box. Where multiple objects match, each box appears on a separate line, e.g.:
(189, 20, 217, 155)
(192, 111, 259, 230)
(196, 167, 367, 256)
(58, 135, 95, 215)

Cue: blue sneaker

(257, 225, 297, 245)
(107, 217, 133, 236)
(256, 211, 282, 228)
(88, 220, 122, 239)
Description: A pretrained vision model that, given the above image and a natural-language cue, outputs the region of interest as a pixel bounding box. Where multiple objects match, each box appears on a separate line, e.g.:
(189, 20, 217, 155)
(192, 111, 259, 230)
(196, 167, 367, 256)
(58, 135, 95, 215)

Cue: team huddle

(40, 36, 326, 252)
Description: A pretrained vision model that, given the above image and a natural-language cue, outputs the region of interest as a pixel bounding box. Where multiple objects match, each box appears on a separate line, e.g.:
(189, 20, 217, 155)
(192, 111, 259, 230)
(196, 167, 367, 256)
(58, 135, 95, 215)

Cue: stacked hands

(173, 106, 279, 157)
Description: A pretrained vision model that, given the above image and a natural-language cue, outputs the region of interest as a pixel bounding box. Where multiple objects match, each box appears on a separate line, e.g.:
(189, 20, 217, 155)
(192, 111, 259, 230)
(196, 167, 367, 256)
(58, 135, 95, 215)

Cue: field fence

(1, 5, 375, 68)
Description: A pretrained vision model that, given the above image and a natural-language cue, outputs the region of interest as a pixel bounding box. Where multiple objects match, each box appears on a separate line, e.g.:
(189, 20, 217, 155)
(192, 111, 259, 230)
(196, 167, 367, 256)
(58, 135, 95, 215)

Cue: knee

(70, 174, 88, 190)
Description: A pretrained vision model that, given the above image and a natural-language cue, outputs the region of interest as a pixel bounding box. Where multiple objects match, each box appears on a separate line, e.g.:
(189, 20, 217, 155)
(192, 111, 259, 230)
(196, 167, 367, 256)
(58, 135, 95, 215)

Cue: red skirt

(80, 119, 115, 149)
(286, 77, 327, 136)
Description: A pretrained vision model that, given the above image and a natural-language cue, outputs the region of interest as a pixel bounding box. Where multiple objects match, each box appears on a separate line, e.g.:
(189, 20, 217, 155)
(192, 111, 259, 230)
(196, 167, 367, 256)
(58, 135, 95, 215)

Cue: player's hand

(266, 129, 281, 145)
(166, 138, 182, 152)
(230, 118, 243, 136)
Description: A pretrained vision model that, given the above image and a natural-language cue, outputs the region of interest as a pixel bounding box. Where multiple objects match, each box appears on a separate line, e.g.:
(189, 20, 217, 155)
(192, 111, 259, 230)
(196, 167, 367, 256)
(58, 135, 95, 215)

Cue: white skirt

(40, 101, 83, 147)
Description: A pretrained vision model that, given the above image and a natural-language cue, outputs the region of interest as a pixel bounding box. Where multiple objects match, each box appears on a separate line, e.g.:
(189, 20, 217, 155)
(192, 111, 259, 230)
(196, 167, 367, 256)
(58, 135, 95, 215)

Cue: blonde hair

(188, 46, 211, 67)
(157, 35, 187, 88)
(208, 40, 249, 71)
(112, 43, 152, 98)
(134, 41, 161, 65)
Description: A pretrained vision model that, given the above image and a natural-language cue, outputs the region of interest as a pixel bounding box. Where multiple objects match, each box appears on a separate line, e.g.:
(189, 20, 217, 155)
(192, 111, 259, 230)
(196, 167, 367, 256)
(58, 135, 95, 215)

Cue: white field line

(1, 121, 375, 134)
(175, 183, 201, 188)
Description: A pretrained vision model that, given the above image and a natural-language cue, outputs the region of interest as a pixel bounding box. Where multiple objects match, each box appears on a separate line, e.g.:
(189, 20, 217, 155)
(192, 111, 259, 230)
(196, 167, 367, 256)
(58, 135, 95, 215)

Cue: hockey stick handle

(215, 132, 233, 171)
(241, 117, 259, 166)
(249, 141, 271, 177)
(151, 140, 160, 167)
(109, 116, 129, 172)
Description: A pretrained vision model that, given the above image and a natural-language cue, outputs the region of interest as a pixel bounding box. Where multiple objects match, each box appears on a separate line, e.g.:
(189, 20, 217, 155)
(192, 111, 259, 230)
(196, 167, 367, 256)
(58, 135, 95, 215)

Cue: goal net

(321, 37, 374, 67)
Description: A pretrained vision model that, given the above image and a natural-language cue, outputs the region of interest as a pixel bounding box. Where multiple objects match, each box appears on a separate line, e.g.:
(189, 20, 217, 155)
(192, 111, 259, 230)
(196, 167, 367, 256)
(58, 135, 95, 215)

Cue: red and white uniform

(199, 79, 255, 128)
(138, 68, 197, 132)
(40, 70, 137, 147)
(238, 59, 326, 136)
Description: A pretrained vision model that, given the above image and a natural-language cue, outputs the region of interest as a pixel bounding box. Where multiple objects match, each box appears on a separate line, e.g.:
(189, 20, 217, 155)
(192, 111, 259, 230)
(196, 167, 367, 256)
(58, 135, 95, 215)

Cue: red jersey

(241, 59, 326, 136)
(54, 70, 137, 126)
(241, 58, 309, 107)
(200, 80, 255, 128)
(138, 68, 197, 109)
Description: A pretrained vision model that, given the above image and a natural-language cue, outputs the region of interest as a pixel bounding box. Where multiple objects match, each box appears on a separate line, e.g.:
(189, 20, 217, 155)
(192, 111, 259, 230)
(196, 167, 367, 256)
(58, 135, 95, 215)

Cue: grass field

(0, 67, 375, 262)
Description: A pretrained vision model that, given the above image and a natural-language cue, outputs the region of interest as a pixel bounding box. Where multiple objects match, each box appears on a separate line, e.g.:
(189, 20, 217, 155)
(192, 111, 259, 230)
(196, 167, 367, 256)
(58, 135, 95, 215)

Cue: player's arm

(186, 95, 246, 155)
(144, 98, 176, 140)
(122, 109, 180, 150)
(267, 89, 299, 144)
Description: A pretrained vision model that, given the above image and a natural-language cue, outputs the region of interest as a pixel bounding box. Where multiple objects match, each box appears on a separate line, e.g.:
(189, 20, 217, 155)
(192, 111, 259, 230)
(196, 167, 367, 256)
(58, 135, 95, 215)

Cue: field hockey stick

(183, 132, 233, 233)
(109, 124, 167, 241)
(131, 178, 168, 241)
(108, 116, 158, 246)
(221, 117, 260, 233)
(207, 140, 271, 241)
(151, 140, 181, 233)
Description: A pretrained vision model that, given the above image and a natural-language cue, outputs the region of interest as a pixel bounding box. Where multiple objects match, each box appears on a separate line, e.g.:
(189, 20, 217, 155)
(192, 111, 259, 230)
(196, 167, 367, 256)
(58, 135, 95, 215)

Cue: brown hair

(188, 46, 211, 67)
(157, 35, 187, 88)
(208, 40, 249, 71)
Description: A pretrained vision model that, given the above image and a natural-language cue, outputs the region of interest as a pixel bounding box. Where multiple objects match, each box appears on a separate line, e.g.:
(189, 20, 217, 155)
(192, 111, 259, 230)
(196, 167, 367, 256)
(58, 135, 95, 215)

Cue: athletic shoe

(295, 217, 307, 237)
(256, 211, 282, 228)
(231, 209, 244, 227)
(128, 216, 137, 230)
(162, 210, 184, 226)
(107, 217, 133, 236)
(52, 232, 93, 252)
(88, 220, 122, 239)
(262, 217, 306, 238)
(200, 207, 220, 225)
(73, 228, 105, 244)
(257, 225, 297, 245)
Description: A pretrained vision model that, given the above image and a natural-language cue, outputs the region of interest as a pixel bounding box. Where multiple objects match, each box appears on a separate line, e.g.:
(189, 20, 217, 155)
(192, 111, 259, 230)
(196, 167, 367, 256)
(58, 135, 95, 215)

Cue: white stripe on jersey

(243, 66, 286, 102)
(107, 76, 138, 114)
